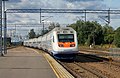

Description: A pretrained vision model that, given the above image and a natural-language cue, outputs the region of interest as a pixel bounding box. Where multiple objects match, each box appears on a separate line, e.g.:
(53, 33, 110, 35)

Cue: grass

(79, 44, 116, 51)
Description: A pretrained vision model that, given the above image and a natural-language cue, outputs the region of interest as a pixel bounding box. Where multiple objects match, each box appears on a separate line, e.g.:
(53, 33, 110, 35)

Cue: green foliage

(36, 33, 41, 38)
(28, 29, 36, 39)
(93, 22, 104, 45)
(102, 24, 114, 44)
(114, 27, 120, 47)
(41, 29, 49, 35)
(87, 34, 93, 45)
(68, 20, 116, 46)
(48, 22, 60, 31)
(27, 21, 119, 48)
(69, 20, 104, 45)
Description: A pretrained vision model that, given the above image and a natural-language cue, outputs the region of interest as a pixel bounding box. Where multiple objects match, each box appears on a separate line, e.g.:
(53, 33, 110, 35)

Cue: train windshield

(58, 34, 74, 42)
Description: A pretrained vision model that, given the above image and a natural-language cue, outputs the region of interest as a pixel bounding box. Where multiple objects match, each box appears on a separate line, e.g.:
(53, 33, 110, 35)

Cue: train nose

(58, 42, 75, 47)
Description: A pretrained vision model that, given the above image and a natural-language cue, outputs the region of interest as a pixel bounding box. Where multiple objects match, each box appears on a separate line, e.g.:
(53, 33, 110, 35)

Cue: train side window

(53, 36, 54, 42)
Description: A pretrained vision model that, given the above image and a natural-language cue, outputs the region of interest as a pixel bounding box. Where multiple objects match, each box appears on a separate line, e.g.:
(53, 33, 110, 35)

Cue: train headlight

(58, 44, 64, 47)
(70, 44, 75, 47)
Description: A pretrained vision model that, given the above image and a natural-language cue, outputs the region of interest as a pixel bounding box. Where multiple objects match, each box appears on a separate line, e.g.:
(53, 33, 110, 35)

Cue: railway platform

(0, 46, 74, 78)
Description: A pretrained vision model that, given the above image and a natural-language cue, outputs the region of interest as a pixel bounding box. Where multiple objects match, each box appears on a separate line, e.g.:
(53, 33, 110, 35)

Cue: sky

(4, 0, 120, 39)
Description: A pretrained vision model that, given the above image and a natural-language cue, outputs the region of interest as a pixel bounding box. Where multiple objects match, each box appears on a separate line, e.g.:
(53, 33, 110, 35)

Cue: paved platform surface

(0, 47, 57, 78)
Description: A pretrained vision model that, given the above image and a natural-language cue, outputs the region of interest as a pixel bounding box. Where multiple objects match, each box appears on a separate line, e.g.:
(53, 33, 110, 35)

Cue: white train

(24, 27, 78, 59)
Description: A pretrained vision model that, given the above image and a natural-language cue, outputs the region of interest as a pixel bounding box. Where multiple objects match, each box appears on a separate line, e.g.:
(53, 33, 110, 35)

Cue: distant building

(2, 37, 11, 46)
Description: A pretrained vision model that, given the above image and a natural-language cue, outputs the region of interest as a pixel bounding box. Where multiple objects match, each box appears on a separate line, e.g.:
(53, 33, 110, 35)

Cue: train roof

(52, 27, 75, 31)
(24, 27, 75, 42)
(42, 27, 75, 37)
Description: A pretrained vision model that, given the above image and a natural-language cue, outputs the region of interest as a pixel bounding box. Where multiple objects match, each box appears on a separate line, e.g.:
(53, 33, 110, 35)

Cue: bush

(114, 27, 120, 47)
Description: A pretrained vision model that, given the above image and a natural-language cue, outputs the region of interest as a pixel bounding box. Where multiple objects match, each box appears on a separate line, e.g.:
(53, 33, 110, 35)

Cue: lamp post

(40, 13, 53, 24)
(41, 20, 44, 35)
(41, 16, 53, 35)
(40, 16, 53, 23)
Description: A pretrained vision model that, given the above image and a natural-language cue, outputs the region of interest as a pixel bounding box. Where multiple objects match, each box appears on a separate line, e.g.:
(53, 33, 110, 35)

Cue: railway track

(57, 53, 120, 78)
(35, 48, 120, 78)
(59, 62, 83, 78)
(80, 49, 120, 67)
(57, 55, 104, 78)
(59, 61, 107, 78)
(74, 62, 108, 78)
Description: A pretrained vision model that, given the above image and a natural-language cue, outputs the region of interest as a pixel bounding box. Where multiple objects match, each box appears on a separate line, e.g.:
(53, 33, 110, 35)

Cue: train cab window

(58, 34, 74, 42)
(53, 36, 54, 42)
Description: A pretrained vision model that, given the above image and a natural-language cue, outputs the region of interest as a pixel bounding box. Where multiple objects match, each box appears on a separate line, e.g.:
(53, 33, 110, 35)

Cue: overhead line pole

(108, 8, 110, 25)
(3, 0, 7, 54)
(4, 11, 7, 54)
(40, 8, 41, 23)
(0, 0, 2, 56)
(85, 10, 86, 22)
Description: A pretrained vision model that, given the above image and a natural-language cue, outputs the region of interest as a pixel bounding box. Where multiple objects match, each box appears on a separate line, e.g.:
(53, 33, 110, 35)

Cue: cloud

(6, 0, 109, 27)
(6, 0, 107, 9)
(66, 3, 75, 8)
(66, 1, 107, 9)
(110, 19, 120, 29)
(6, 0, 67, 9)
(110, 14, 120, 19)
(7, 13, 40, 24)
(5, 0, 120, 36)
(8, 0, 22, 3)
(65, 0, 104, 2)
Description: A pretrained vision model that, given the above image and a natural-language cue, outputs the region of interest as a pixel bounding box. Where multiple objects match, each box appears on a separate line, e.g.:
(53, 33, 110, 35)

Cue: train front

(53, 27, 79, 59)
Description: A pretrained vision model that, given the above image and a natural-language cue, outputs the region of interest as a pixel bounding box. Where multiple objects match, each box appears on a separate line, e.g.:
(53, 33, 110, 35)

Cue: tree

(41, 29, 49, 35)
(36, 33, 41, 38)
(69, 20, 86, 44)
(69, 21, 104, 45)
(114, 27, 120, 47)
(102, 25, 114, 44)
(28, 29, 36, 39)
(93, 21, 104, 45)
(48, 22, 60, 31)
(56, 23, 60, 27)
(48, 22, 56, 30)
(87, 34, 93, 45)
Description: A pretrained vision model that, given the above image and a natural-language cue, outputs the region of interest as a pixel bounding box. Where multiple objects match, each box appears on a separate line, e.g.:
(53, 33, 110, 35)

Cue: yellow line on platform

(43, 54, 60, 78)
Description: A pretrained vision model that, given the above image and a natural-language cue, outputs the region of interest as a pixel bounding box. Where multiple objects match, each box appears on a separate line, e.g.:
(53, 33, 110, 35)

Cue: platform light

(58, 44, 64, 47)
(70, 44, 75, 47)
